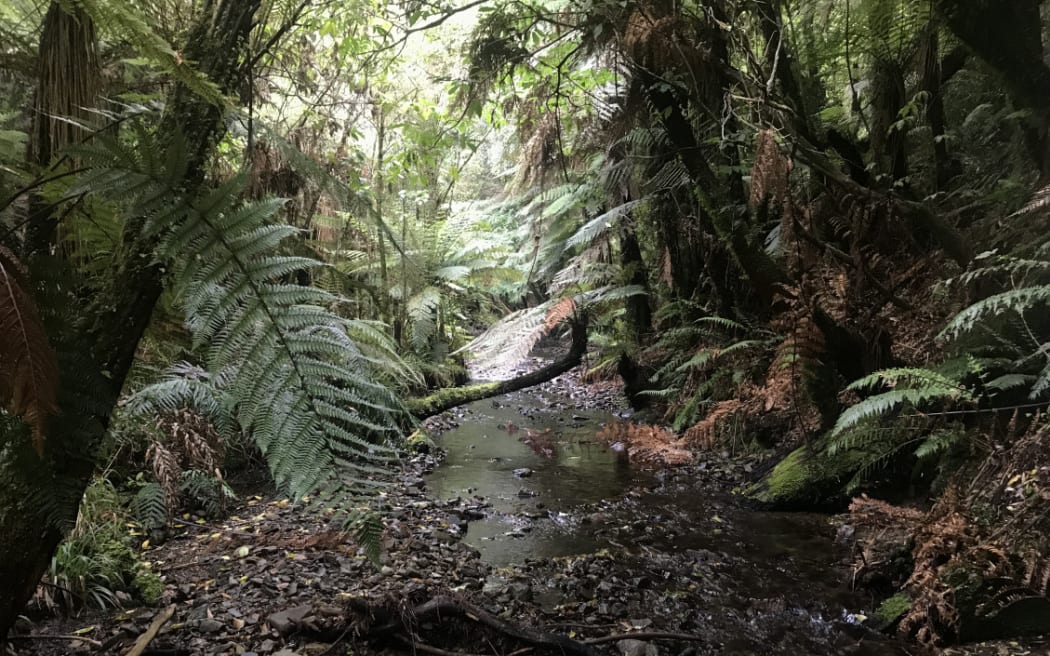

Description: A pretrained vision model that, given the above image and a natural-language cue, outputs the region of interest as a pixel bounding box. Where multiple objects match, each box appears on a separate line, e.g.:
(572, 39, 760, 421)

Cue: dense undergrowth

(3, 0, 1050, 650)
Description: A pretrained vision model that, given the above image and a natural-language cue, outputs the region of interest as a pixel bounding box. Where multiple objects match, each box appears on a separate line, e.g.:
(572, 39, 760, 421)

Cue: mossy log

(407, 319, 588, 419)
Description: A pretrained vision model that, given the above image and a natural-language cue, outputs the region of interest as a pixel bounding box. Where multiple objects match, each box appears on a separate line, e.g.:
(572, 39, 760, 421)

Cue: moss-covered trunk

(409, 318, 588, 418)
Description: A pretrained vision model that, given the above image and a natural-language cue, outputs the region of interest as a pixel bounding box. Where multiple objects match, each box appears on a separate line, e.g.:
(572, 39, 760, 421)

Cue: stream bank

(13, 364, 1043, 655)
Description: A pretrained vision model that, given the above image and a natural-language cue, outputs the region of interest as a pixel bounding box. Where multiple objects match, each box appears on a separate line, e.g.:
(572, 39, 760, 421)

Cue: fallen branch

(583, 632, 707, 645)
(125, 605, 176, 656)
(393, 635, 490, 656)
(6, 633, 104, 648)
(346, 594, 601, 656)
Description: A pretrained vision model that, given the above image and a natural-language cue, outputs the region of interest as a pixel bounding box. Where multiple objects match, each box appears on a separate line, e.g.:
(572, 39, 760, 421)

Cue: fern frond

(942, 286, 1050, 340)
(76, 131, 407, 500)
(564, 200, 642, 250)
(131, 482, 168, 531)
(407, 286, 442, 353)
(0, 246, 60, 453)
(345, 509, 383, 565)
(833, 387, 965, 436)
(914, 428, 967, 461)
(73, 0, 226, 107)
(984, 373, 1036, 394)
(124, 363, 235, 434)
(846, 367, 967, 394)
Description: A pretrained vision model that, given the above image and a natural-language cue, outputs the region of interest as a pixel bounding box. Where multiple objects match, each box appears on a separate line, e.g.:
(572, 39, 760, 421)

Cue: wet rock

(483, 575, 510, 596)
(513, 467, 533, 478)
(198, 618, 225, 633)
(617, 639, 658, 656)
(267, 604, 313, 634)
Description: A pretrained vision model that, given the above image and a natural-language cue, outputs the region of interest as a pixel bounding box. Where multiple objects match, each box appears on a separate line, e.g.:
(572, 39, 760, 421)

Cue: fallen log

(408, 319, 588, 419)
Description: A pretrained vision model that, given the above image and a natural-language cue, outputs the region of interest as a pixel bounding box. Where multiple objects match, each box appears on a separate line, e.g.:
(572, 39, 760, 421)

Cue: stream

(427, 385, 909, 655)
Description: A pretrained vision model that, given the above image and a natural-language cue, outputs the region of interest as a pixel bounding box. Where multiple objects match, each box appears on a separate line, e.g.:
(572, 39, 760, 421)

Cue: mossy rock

(745, 432, 893, 509)
(873, 592, 911, 631)
(405, 429, 432, 454)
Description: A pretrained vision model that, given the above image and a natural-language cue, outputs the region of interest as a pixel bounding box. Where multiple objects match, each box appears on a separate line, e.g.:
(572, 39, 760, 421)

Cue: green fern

(131, 482, 168, 531)
(69, 129, 408, 501)
(181, 469, 235, 518)
(832, 367, 971, 439)
(344, 509, 383, 565)
(941, 286, 1050, 340)
(71, 0, 226, 107)
(914, 428, 967, 461)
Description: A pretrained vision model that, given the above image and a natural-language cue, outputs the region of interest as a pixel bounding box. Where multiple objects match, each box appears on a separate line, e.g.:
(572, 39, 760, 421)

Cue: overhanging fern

(69, 129, 408, 501)
(831, 367, 971, 438)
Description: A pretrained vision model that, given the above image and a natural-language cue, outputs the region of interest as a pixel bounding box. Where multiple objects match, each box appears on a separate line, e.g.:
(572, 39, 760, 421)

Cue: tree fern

(71, 0, 226, 107)
(71, 129, 409, 501)
(0, 245, 60, 453)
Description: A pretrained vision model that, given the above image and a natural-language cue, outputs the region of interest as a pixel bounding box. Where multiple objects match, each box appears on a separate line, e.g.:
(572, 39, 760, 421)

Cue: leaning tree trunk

(408, 318, 589, 418)
(0, 0, 262, 637)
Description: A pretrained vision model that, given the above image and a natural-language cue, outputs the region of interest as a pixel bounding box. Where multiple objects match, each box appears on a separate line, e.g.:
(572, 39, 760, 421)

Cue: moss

(404, 429, 432, 454)
(745, 431, 890, 508)
(747, 447, 813, 505)
(873, 592, 911, 630)
(407, 382, 500, 417)
(133, 567, 165, 605)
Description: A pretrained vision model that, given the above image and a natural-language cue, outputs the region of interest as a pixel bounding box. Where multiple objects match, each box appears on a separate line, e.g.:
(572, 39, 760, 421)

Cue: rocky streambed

(19, 364, 1027, 656)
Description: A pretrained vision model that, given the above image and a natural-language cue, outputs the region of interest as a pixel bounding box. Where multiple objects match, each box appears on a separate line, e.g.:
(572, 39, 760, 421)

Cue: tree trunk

(408, 318, 588, 418)
(0, 0, 262, 637)
(936, 0, 1050, 173)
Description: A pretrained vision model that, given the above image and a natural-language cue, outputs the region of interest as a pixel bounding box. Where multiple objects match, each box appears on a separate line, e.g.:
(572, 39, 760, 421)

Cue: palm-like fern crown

(68, 122, 409, 500)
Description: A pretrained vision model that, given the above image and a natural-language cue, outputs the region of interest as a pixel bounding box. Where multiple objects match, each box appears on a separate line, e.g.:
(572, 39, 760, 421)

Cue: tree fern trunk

(0, 0, 263, 636)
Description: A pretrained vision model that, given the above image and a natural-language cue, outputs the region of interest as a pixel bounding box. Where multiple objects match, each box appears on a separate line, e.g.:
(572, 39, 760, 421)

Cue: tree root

(337, 594, 705, 656)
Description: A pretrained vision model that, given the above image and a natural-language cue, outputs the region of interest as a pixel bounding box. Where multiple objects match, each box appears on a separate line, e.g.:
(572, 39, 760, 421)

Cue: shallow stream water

(426, 386, 909, 655)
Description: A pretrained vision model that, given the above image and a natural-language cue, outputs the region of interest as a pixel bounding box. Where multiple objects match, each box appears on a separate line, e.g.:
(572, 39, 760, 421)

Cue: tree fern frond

(941, 286, 1050, 340)
(564, 200, 643, 250)
(77, 131, 408, 500)
(407, 286, 442, 353)
(73, 0, 227, 107)
(0, 246, 59, 453)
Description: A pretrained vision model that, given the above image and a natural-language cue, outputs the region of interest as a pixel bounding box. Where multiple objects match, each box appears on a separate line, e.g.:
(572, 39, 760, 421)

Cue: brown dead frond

(683, 399, 742, 449)
(147, 440, 182, 513)
(597, 421, 693, 466)
(543, 296, 577, 332)
(0, 246, 60, 454)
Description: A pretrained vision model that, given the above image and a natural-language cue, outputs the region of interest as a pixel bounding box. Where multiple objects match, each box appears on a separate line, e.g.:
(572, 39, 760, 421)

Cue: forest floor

(9, 367, 1046, 656)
